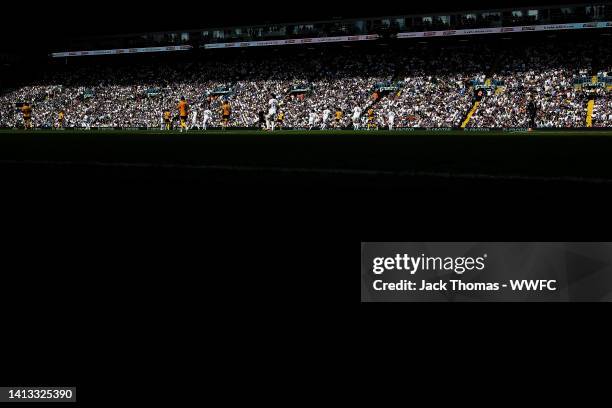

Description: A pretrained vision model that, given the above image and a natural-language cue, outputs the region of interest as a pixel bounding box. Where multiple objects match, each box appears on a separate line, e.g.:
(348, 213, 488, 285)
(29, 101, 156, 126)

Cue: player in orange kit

(177, 97, 189, 132)
(21, 103, 33, 129)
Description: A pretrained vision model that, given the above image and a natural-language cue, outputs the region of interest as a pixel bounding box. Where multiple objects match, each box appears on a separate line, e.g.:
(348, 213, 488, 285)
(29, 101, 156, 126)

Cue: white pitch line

(1, 159, 612, 184)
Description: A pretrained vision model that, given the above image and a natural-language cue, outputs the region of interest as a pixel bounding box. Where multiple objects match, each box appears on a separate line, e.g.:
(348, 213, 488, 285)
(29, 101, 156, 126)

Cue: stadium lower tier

(1, 37, 611, 129)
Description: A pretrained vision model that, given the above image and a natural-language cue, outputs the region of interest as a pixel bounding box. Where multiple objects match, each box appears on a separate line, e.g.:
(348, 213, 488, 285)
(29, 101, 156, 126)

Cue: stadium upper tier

(1, 36, 611, 129)
(53, 3, 612, 53)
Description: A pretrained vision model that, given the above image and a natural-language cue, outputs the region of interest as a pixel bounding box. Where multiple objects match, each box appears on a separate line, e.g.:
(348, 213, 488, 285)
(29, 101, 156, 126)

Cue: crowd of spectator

(372, 46, 490, 128)
(1, 41, 611, 130)
(0, 50, 396, 129)
(592, 94, 612, 127)
(469, 43, 592, 128)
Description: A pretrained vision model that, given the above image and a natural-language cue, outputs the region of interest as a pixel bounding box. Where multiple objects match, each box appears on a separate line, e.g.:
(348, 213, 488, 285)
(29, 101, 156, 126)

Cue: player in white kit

(189, 108, 198, 130)
(321, 108, 331, 130)
(266, 93, 279, 131)
(308, 111, 318, 130)
(202, 108, 212, 130)
(352, 106, 362, 130)
(388, 111, 395, 131)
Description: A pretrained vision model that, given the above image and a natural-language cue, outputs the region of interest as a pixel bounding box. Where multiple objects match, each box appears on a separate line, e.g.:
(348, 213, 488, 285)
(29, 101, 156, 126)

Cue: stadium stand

(1, 9, 611, 130)
(468, 42, 593, 128)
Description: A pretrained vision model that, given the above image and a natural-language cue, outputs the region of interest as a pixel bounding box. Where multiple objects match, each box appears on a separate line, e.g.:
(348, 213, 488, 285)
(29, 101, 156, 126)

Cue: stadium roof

(0, 0, 605, 52)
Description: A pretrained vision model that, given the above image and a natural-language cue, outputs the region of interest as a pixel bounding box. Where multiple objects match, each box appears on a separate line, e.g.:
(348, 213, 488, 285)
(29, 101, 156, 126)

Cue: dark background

(0, 0, 591, 51)
(0, 1, 610, 403)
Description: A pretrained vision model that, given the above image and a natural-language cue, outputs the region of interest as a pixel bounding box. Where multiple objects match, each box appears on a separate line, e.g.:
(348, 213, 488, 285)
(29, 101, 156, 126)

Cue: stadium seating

(1, 38, 611, 129)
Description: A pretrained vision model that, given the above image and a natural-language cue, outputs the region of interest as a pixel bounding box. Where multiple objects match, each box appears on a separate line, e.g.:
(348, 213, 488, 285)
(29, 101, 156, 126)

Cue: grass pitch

(1, 128, 612, 184)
